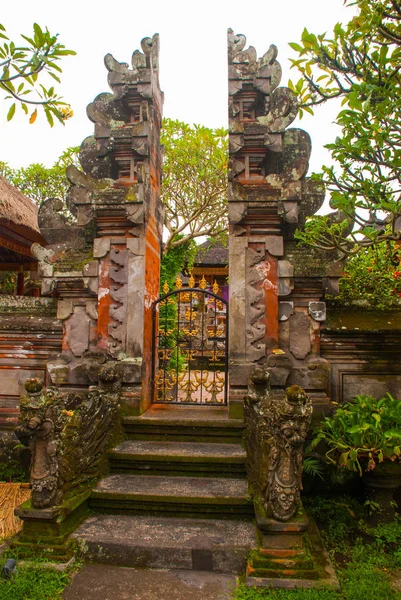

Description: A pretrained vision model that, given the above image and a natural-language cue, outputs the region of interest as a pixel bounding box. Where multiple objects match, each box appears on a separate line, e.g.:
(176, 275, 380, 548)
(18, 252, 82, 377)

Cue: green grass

(0, 554, 79, 600)
(234, 586, 341, 599)
(0, 566, 70, 600)
(233, 495, 401, 600)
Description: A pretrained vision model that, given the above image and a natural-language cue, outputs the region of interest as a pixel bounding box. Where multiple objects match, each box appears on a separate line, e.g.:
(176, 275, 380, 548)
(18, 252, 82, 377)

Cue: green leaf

(348, 425, 363, 434)
(48, 72, 61, 84)
(33, 23, 45, 46)
(289, 42, 303, 52)
(384, 430, 401, 439)
(45, 109, 54, 128)
(20, 35, 35, 46)
(7, 103, 16, 121)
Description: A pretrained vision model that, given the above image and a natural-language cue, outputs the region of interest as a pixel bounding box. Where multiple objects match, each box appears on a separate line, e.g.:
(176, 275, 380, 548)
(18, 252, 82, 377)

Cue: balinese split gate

(8, 31, 342, 589)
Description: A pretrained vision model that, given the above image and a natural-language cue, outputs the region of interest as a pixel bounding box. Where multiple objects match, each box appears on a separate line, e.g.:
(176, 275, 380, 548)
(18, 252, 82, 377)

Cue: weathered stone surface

(15, 366, 122, 509)
(265, 236, 283, 257)
(57, 300, 73, 321)
(67, 308, 91, 357)
(279, 301, 293, 322)
(73, 515, 255, 573)
(288, 359, 330, 391)
(93, 238, 111, 258)
(229, 238, 247, 358)
(111, 440, 246, 461)
(278, 278, 293, 296)
(289, 313, 311, 360)
(266, 354, 292, 386)
(94, 474, 250, 500)
(64, 565, 237, 600)
(278, 260, 294, 278)
(309, 302, 326, 322)
(244, 369, 312, 522)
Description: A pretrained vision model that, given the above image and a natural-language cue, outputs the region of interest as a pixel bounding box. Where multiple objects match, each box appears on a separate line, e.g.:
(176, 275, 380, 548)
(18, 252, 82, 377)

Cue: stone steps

(89, 474, 254, 519)
(123, 404, 245, 444)
(81, 404, 255, 573)
(73, 514, 256, 574)
(109, 440, 247, 478)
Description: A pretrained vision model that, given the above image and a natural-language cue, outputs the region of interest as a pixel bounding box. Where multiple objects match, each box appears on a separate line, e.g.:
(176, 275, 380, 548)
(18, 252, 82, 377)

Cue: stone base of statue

(246, 501, 338, 589)
(12, 489, 91, 560)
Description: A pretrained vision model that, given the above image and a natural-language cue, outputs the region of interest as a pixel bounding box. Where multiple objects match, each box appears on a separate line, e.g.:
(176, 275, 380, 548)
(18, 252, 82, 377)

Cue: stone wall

(321, 309, 401, 404)
(0, 296, 62, 431)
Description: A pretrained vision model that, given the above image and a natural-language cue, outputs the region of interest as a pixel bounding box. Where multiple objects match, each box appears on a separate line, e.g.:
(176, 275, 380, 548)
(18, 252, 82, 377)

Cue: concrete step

(123, 404, 245, 444)
(109, 440, 247, 478)
(73, 514, 257, 573)
(89, 474, 254, 519)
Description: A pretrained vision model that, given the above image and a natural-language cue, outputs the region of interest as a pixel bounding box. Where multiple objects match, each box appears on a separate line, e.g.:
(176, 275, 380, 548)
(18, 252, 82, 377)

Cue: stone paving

(63, 565, 237, 600)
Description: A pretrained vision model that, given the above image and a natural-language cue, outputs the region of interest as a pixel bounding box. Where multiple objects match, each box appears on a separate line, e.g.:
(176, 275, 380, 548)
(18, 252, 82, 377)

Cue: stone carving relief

(246, 247, 266, 361)
(244, 367, 312, 522)
(108, 248, 128, 357)
(15, 365, 121, 509)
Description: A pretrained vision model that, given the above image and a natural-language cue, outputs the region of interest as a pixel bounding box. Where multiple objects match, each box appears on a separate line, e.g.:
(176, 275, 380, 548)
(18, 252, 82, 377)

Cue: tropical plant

(332, 241, 401, 308)
(289, 0, 401, 256)
(158, 241, 198, 374)
(0, 22, 75, 125)
(312, 394, 401, 475)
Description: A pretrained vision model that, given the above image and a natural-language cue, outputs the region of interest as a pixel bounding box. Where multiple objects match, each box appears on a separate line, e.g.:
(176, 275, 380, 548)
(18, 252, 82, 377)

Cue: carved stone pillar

(227, 30, 343, 417)
(35, 35, 164, 415)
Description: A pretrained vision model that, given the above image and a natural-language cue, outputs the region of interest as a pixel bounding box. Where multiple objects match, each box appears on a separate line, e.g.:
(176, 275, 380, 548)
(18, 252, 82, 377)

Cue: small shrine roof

(195, 240, 228, 266)
(0, 176, 46, 244)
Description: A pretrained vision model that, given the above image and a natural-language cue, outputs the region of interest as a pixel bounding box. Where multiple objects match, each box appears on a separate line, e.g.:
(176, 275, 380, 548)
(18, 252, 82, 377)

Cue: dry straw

(0, 176, 40, 234)
(0, 483, 31, 540)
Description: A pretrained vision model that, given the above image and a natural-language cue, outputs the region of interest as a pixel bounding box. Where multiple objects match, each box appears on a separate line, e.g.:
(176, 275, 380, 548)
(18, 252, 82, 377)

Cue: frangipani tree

(289, 0, 401, 256)
(160, 119, 228, 255)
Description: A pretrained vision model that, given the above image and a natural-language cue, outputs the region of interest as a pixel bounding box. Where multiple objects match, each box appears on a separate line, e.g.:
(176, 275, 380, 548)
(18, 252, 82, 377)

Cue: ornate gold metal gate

(152, 275, 228, 405)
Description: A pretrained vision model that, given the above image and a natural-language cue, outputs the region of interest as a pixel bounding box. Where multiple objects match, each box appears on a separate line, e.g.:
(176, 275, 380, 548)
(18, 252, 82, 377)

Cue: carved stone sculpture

(244, 367, 312, 521)
(15, 365, 121, 509)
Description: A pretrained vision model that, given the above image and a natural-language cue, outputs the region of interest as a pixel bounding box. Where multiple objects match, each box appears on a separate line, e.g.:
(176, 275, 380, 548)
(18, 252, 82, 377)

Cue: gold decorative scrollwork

(181, 327, 199, 337)
(158, 348, 174, 361)
(155, 371, 178, 402)
(203, 371, 225, 404)
(199, 275, 207, 289)
(154, 275, 228, 405)
(209, 348, 224, 363)
(178, 371, 201, 403)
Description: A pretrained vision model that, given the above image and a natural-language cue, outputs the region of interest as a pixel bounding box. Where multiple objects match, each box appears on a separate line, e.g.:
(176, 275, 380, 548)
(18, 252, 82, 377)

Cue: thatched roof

(0, 176, 39, 233)
(195, 240, 228, 266)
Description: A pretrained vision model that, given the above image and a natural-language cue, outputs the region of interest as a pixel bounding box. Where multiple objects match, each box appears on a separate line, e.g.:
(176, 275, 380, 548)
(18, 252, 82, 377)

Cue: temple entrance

(152, 275, 228, 405)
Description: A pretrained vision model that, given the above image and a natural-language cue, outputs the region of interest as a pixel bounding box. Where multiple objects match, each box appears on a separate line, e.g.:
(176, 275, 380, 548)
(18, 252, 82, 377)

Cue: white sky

(0, 0, 354, 175)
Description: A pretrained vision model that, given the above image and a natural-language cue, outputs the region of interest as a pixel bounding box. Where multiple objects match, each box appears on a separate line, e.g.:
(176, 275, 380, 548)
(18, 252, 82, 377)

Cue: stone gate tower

(227, 30, 342, 416)
(35, 36, 164, 415)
